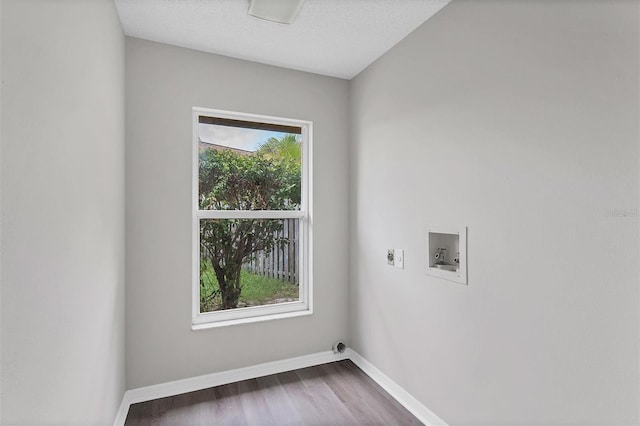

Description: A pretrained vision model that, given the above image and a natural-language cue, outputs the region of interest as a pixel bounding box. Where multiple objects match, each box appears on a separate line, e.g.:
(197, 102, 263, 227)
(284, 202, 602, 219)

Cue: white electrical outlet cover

(394, 249, 404, 268)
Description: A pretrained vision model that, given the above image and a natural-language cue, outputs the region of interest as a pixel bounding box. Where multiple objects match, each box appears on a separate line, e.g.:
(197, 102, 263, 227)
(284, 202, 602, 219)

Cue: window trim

(191, 107, 313, 329)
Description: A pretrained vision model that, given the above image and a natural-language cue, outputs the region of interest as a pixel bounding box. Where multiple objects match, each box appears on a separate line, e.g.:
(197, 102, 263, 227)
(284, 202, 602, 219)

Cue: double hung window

(192, 108, 312, 328)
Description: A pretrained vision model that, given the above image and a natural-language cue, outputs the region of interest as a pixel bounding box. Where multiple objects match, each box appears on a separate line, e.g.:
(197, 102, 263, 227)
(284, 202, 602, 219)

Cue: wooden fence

(243, 218, 299, 285)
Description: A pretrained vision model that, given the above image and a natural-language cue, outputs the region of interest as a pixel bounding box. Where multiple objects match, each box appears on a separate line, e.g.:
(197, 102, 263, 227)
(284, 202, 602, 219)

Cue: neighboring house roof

(199, 140, 253, 156)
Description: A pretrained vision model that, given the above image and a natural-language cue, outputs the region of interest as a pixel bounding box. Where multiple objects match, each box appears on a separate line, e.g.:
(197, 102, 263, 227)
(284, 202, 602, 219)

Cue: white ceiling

(114, 0, 451, 80)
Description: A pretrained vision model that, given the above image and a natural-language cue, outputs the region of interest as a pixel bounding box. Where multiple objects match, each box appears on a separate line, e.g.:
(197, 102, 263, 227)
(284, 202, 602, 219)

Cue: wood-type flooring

(124, 360, 422, 425)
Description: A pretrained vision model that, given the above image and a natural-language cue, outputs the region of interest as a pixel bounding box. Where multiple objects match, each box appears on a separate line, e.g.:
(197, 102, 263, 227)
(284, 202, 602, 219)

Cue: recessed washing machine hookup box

(425, 226, 467, 285)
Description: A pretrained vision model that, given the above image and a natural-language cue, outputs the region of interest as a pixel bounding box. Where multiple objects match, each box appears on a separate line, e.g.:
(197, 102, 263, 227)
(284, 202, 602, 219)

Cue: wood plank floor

(124, 360, 422, 425)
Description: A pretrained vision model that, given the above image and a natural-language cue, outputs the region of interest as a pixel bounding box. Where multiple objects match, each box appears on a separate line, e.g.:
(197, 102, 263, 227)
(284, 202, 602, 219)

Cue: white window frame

(192, 107, 313, 329)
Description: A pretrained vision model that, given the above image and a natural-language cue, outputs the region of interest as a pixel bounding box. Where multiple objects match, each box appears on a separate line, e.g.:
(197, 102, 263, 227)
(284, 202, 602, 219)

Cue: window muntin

(192, 108, 312, 328)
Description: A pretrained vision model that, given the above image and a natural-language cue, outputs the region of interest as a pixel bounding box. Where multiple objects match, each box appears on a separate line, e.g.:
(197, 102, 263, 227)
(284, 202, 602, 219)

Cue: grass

(200, 262, 299, 312)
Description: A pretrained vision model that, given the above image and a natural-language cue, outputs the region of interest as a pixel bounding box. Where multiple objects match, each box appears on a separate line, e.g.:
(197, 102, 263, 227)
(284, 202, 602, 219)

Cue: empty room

(1, 0, 638, 425)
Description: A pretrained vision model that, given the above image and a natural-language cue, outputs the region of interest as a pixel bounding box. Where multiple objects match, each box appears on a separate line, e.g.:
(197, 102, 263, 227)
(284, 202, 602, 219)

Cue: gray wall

(125, 38, 350, 389)
(349, 1, 639, 424)
(0, 0, 126, 424)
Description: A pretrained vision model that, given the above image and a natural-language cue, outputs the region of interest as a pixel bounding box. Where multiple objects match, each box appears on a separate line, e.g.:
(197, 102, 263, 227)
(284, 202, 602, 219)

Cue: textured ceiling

(114, 0, 451, 80)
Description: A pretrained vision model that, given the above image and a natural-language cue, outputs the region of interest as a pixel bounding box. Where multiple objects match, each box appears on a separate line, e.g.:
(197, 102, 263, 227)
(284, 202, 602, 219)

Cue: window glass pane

(200, 218, 301, 313)
(198, 122, 302, 210)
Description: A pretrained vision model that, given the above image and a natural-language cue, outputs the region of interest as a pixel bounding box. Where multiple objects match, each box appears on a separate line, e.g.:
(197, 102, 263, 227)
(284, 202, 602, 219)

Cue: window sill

(192, 308, 313, 330)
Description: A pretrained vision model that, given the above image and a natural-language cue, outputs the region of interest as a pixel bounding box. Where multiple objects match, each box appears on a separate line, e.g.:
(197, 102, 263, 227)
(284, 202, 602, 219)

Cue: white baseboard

(113, 348, 446, 426)
(113, 350, 348, 426)
(113, 392, 132, 426)
(348, 349, 448, 426)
